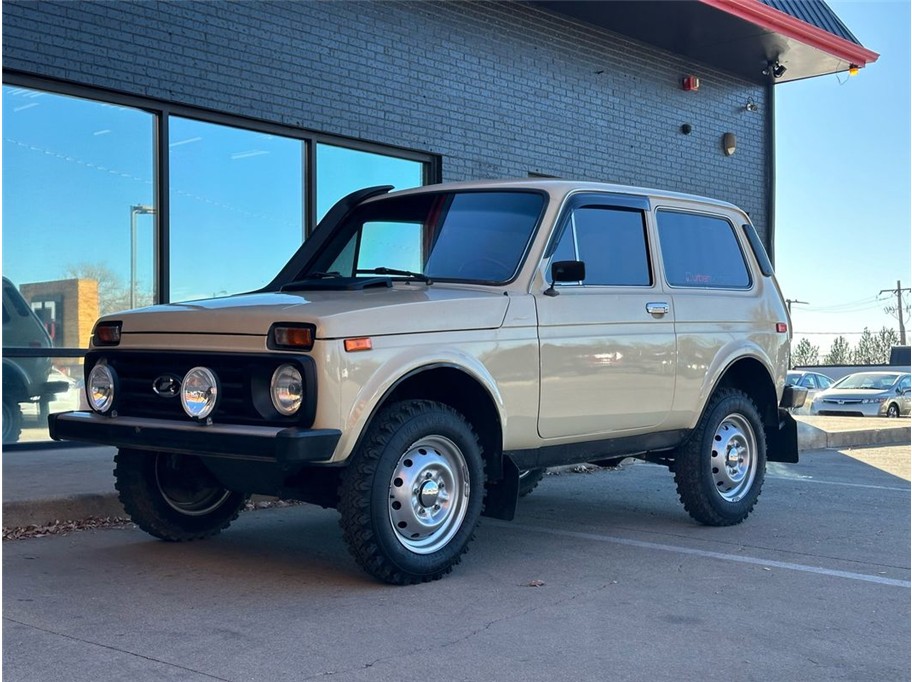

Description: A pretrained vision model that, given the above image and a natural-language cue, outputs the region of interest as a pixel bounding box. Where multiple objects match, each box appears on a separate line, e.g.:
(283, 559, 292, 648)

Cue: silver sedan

(810, 371, 912, 418)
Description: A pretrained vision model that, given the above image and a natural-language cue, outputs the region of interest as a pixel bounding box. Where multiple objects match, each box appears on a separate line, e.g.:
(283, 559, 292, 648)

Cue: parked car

(50, 180, 805, 584)
(810, 371, 911, 418)
(2, 277, 69, 443)
(786, 371, 834, 414)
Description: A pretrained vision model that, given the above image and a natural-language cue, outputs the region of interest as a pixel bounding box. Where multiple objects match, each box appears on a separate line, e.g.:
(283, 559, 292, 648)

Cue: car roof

(368, 179, 742, 212)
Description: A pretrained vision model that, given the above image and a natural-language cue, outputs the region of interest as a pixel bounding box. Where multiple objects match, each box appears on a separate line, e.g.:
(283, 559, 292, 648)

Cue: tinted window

(318, 191, 544, 283)
(552, 207, 651, 286)
(657, 211, 750, 288)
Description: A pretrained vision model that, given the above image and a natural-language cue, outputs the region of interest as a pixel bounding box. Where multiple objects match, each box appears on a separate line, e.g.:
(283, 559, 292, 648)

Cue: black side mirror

(544, 260, 585, 297)
(551, 260, 585, 283)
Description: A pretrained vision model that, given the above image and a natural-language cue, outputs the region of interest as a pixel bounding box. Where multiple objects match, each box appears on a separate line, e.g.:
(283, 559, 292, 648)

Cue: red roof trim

(699, 0, 879, 67)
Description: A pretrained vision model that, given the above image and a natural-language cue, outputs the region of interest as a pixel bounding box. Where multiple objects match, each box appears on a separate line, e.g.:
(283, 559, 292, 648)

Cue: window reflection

(169, 118, 304, 301)
(317, 144, 423, 221)
(2, 85, 156, 341)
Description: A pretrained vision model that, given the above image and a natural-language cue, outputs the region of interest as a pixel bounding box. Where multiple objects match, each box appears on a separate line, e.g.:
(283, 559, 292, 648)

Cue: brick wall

(2, 0, 769, 239)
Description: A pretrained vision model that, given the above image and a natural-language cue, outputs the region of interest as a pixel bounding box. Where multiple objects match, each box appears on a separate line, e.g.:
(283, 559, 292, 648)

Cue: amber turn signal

(344, 337, 373, 352)
(269, 323, 315, 350)
(93, 322, 122, 346)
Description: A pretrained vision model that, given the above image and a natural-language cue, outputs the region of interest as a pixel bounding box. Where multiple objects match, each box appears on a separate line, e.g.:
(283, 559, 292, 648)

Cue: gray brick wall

(2, 0, 769, 237)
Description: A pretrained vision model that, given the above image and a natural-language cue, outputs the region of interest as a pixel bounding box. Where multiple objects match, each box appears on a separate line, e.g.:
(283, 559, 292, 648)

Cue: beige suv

(51, 180, 806, 584)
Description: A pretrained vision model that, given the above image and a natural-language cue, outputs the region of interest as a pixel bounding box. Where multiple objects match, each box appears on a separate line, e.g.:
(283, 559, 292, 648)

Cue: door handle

(646, 302, 669, 317)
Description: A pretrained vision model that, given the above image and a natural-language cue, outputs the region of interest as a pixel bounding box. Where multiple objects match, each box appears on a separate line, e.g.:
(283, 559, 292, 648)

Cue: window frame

(654, 207, 753, 291)
(544, 192, 654, 289)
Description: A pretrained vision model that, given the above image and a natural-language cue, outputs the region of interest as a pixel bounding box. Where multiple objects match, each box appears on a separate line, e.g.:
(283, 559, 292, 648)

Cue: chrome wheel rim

(154, 454, 231, 516)
(888, 404, 899, 418)
(388, 436, 470, 555)
(710, 413, 757, 503)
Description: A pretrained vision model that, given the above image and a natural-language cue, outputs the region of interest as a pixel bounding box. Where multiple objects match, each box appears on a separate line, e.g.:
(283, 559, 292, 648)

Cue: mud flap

(482, 454, 519, 521)
(767, 408, 800, 464)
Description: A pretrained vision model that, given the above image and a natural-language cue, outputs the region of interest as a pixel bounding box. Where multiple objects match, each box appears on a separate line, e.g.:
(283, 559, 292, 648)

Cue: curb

(797, 423, 909, 451)
(3, 493, 125, 529)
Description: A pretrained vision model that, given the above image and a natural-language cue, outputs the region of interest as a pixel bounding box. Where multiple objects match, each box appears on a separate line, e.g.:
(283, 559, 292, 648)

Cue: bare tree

(64, 262, 152, 315)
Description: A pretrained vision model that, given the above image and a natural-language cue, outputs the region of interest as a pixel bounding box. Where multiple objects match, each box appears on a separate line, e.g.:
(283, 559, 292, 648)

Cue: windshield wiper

(356, 267, 433, 285)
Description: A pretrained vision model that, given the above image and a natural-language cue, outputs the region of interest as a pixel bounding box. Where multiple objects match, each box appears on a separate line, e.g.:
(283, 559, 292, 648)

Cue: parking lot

(4, 445, 909, 681)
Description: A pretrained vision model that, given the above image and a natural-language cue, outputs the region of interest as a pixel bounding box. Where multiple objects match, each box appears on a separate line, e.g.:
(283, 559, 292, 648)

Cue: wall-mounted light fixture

(745, 100, 758, 112)
(682, 75, 700, 91)
(722, 132, 736, 156)
(763, 60, 788, 79)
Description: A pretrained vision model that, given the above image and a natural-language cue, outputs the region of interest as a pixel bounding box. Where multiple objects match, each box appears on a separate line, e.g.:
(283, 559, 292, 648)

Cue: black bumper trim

(48, 411, 341, 465)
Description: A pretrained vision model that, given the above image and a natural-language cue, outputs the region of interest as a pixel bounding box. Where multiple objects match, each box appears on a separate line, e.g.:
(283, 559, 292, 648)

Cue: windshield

(306, 190, 546, 284)
(832, 373, 901, 390)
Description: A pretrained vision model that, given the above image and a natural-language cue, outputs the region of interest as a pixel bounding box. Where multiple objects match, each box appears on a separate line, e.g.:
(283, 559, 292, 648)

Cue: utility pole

(880, 280, 911, 344)
(785, 299, 808, 316)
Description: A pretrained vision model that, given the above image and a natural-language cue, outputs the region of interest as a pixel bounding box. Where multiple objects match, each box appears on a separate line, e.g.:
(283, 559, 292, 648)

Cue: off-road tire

(674, 388, 766, 526)
(337, 400, 486, 585)
(518, 468, 546, 497)
(114, 449, 247, 541)
(2, 396, 23, 445)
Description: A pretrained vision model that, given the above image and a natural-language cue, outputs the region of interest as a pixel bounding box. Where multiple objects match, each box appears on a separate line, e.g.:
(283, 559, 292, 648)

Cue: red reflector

(344, 338, 373, 352)
(776, 323, 788, 333)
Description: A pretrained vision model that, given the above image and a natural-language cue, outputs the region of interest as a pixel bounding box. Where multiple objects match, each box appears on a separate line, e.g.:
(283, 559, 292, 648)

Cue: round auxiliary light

(180, 367, 219, 420)
(270, 364, 304, 416)
(87, 362, 117, 414)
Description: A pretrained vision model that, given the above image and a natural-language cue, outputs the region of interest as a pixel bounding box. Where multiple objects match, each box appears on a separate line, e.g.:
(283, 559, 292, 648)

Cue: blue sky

(775, 0, 911, 352)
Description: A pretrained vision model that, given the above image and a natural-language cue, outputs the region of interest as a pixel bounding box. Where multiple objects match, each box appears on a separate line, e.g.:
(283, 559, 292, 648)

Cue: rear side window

(657, 210, 751, 289)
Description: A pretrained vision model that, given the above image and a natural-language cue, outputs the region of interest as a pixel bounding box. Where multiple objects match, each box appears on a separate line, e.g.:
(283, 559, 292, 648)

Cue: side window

(818, 375, 834, 389)
(657, 211, 751, 288)
(552, 206, 651, 286)
(801, 375, 818, 389)
(899, 376, 911, 392)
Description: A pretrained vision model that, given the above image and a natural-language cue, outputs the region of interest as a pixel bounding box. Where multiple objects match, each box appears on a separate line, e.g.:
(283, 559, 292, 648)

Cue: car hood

(816, 388, 891, 400)
(105, 286, 510, 339)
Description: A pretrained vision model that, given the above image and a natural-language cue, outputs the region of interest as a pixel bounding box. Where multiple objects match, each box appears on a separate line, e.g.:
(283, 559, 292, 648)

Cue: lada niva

(50, 180, 806, 584)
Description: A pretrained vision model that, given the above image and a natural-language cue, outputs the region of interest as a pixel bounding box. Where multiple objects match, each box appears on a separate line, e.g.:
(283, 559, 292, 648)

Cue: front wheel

(338, 400, 486, 585)
(886, 403, 900, 418)
(673, 389, 766, 526)
(114, 449, 247, 541)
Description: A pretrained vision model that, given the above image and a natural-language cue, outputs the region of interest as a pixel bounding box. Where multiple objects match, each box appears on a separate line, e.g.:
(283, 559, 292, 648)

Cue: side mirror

(544, 260, 586, 297)
(551, 260, 585, 283)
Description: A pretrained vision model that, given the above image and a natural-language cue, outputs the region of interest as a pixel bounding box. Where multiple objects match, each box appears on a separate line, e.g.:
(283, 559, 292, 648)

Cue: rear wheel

(674, 388, 766, 526)
(338, 400, 485, 585)
(114, 449, 247, 541)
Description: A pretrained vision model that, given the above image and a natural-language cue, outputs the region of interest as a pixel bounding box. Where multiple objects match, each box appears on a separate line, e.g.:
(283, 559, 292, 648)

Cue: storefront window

(169, 118, 305, 302)
(2, 86, 157, 344)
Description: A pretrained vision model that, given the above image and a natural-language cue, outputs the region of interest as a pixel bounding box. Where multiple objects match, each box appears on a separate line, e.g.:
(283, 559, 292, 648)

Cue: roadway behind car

(4, 445, 908, 680)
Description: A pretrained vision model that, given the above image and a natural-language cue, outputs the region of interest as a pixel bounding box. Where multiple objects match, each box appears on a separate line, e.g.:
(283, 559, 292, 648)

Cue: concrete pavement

(2, 415, 908, 529)
(4, 444, 909, 681)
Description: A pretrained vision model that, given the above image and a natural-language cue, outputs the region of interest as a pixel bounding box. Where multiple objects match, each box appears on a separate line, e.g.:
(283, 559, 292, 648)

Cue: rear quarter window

(656, 210, 751, 289)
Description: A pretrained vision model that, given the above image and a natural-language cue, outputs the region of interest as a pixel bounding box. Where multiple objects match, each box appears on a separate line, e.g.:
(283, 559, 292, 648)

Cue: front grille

(818, 410, 864, 417)
(85, 350, 315, 427)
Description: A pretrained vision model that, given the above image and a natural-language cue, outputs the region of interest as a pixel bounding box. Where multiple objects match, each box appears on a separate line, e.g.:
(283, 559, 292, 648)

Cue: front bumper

(811, 401, 886, 417)
(49, 411, 341, 466)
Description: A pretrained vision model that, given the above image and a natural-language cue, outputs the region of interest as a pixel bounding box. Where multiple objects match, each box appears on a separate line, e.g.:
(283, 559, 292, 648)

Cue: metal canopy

(534, 0, 878, 84)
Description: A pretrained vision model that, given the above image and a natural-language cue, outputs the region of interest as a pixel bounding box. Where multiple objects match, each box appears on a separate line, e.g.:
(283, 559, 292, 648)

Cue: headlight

(271, 364, 303, 416)
(861, 397, 889, 404)
(181, 367, 219, 420)
(87, 361, 117, 414)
